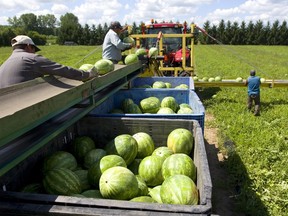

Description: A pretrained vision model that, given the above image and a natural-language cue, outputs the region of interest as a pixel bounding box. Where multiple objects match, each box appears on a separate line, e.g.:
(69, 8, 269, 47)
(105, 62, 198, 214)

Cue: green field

(1, 45, 287, 215)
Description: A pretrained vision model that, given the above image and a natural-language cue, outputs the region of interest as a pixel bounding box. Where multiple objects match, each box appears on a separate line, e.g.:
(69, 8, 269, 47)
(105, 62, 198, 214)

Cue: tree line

(0, 12, 288, 47)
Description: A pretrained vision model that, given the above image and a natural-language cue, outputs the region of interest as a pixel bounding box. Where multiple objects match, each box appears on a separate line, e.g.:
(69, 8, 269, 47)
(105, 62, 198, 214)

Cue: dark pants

(247, 94, 260, 115)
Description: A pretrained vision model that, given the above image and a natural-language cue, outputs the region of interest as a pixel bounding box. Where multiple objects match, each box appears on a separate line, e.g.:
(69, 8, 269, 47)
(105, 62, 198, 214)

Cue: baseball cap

(250, 70, 256, 76)
(11, 35, 41, 52)
(110, 21, 123, 30)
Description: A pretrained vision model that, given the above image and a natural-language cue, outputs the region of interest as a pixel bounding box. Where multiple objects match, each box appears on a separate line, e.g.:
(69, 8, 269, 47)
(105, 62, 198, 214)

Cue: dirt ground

(204, 113, 244, 216)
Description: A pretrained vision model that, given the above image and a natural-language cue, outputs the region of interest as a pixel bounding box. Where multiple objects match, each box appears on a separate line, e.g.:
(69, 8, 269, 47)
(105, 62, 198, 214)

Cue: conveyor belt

(0, 62, 143, 147)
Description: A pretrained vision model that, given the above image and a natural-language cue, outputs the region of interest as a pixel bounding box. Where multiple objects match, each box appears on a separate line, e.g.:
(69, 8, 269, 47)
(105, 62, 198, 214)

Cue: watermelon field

(1, 45, 288, 215)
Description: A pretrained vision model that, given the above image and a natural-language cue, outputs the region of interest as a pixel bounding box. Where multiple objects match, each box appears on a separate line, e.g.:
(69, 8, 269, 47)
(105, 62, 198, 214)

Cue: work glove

(88, 66, 99, 78)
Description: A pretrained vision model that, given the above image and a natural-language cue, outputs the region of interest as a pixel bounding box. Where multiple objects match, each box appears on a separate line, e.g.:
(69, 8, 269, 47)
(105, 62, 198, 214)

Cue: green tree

(278, 20, 288, 45)
(37, 14, 57, 35)
(57, 13, 81, 44)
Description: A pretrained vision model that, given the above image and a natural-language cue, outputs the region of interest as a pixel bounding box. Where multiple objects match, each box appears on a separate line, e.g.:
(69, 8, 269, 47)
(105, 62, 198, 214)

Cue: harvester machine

(130, 19, 196, 77)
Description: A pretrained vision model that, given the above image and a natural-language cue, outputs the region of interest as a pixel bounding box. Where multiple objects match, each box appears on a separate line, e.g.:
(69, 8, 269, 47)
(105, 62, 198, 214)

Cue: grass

(1, 44, 288, 215)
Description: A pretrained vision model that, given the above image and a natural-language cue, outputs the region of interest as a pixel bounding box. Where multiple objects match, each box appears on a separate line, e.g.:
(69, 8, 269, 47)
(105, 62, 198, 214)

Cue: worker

(102, 21, 133, 64)
(0, 35, 97, 88)
(245, 70, 261, 116)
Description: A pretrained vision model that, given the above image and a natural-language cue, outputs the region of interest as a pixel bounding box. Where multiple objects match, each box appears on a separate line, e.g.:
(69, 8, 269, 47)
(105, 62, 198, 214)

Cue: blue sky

(0, 0, 287, 27)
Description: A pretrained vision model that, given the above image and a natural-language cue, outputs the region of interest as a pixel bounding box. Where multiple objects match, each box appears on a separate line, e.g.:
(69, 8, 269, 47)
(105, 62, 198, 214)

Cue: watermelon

(167, 128, 194, 155)
(94, 59, 114, 75)
(136, 48, 148, 56)
(193, 76, 199, 81)
(136, 175, 149, 196)
(208, 77, 215, 82)
(104, 134, 138, 166)
(152, 146, 174, 159)
(99, 167, 138, 200)
(121, 98, 135, 112)
(132, 132, 155, 159)
(42, 151, 78, 173)
(148, 185, 162, 203)
(202, 77, 208, 82)
(152, 81, 166, 88)
(157, 107, 175, 114)
(162, 153, 196, 181)
(175, 84, 189, 89)
(125, 103, 142, 114)
(127, 158, 142, 175)
(81, 189, 103, 198)
(138, 155, 164, 187)
(177, 107, 193, 114)
(123, 36, 135, 46)
(87, 154, 126, 187)
(160, 174, 198, 205)
(236, 77, 243, 82)
(21, 183, 42, 193)
(79, 63, 97, 73)
(165, 82, 172, 88)
(160, 96, 178, 112)
(72, 136, 95, 163)
(179, 103, 192, 109)
(215, 76, 222, 81)
(43, 168, 81, 195)
(125, 54, 139, 65)
(74, 169, 91, 191)
(83, 148, 106, 169)
(130, 196, 156, 203)
(139, 96, 160, 113)
(149, 47, 158, 57)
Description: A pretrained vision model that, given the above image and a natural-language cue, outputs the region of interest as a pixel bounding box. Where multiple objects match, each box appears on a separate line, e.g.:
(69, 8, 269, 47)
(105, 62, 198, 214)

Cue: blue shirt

(247, 76, 261, 96)
(102, 29, 131, 62)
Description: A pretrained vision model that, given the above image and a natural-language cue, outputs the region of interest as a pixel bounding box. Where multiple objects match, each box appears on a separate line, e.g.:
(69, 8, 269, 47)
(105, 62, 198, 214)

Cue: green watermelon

(43, 168, 81, 195)
(79, 64, 97, 73)
(175, 84, 189, 89)
(179, 103, 192, 109)
(160, 96, 178, 112)
(149, 47, 158, 57)
(94, 59, 114, 75)
(135, 48, 148, 56)
(148, 185, 162, 203)
(99, 167, 138, 200)
(21, 183, 42, 193)
(157, 107, 175, 114)
(160, 174, 198, 205)
(136, 175, 149, 196)
(104, 134, 138, 166)
(125, 54, 139, 65)
(74, 169, 91, 192)
(127, 158, 142, 175)
(81, 189, 103, 198)
(72, 136, 95, 163)
(138, 155, 164, 187)
(140, 96, 160, 113)
(152, 81, 166, 88)
(42, 151, 78, 173)
(132, 132, 155, 159)
(177, 107, 193, 114)
(202, 77, 208, 82)
(83, 148, 106, 169)
(109, 108, 124, 114)
(215, 76, 222, 81)
(162, 153, 196, 181)
(123, 36, 135, 46)
(167, 128, 194, 155)
(125, 103, 142, 114)
(87, 154, 126, 188)
(165, 82, 172, 88)
(121, 98, 135, 112)
(152, 146, 174, 159)
(130, 196, 156, 203)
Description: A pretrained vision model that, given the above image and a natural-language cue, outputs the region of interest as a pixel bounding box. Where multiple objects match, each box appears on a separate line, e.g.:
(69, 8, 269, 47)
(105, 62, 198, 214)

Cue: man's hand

(88, 66, 98, 78)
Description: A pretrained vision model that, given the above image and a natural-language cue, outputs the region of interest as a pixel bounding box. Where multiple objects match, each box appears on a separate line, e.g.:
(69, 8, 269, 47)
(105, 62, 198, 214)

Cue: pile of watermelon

(110, 96, 193, 114)
(79, 59, 115, 76)
(135, 81, 189, 89)
(21, 128, 198, 205)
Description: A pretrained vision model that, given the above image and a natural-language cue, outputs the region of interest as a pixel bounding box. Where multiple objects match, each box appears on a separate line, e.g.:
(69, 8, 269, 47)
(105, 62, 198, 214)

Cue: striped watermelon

(43, 168, 81, 195)
(139, 97, 160, 113)
(161, 96, 178, 112)
(162, 153, 196, 182)
(72, 136, 95, 163)
(83, 148, 106, 169)
(74, 169, 91, 191)
(104, 134, 138, 166)
(167, 128, 194, 155)
(42, 151, 78, 173)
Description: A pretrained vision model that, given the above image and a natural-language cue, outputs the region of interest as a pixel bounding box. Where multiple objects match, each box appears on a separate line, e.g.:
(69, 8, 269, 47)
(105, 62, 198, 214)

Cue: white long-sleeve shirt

(102, 29, 131, 63)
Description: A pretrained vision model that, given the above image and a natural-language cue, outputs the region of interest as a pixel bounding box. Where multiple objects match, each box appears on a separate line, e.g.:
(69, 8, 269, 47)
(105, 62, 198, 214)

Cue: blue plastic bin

(130, 76, 195, 90)
(89, 89, 205, 133)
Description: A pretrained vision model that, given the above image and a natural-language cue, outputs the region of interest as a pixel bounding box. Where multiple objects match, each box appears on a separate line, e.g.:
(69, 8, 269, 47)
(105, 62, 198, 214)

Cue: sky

(0, 0, 288, 28)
